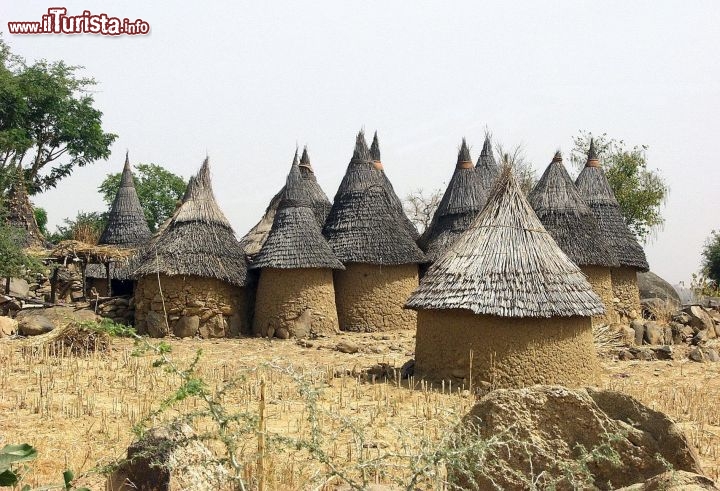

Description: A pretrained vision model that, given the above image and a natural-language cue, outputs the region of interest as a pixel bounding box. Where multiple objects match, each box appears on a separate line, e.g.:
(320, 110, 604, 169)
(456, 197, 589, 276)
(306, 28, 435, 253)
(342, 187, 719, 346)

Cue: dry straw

(419, 138, 488, 263)
(475, 133, 500, 195)
(406, 165, 605, 317)
(133, 157, 248, 286)
(575, 139, 649, 271)
(251, 151, 344, 270)
(528, 151, 619, 268)
(322, 130, 425, 265)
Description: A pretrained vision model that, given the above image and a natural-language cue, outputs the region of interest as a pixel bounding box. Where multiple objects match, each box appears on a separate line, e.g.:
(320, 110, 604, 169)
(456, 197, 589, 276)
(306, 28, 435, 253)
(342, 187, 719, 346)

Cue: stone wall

(415, 309, 601, 389)
(134, 275, 247, 338)
(582, 266, 616, 326)
(333, 263, 418, 332)
(611, 267, 642, 323)
(253, 268, 339, 338)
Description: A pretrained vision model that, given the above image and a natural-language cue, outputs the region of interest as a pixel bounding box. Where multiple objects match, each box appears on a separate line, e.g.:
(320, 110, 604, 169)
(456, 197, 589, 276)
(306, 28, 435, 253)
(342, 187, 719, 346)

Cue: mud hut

(406, 166, 604, 389)
(323, 131, 425, 332)
(133, 158, 248, 338)
(370, 131, 419, 240)
(475, 133, 499, 194)
(239, 146, 332, 261)
(251, 152, 344, 338)
(418, 139, 487, 266)
(576, 140, 649, 321)
(86, 152, 152, 296)
(528, 151, 620, 326)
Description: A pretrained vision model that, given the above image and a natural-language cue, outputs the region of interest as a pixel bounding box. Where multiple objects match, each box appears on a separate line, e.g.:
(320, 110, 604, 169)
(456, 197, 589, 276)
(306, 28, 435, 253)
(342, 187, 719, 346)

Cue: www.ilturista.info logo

(8, 8, 150, 35)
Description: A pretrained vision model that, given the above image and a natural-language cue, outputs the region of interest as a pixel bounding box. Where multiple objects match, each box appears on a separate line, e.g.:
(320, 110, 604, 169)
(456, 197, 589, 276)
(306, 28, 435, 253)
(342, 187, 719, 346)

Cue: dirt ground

(1, 331, 718, 489)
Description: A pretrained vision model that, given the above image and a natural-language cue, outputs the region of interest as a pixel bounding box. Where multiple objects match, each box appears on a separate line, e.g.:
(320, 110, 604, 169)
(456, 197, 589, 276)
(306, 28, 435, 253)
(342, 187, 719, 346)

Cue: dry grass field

(1, 331, 719, 490)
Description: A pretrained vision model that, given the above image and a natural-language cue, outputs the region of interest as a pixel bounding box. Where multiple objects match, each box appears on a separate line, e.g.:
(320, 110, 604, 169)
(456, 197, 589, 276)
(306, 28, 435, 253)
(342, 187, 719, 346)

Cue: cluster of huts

(87, 130, 649, 388)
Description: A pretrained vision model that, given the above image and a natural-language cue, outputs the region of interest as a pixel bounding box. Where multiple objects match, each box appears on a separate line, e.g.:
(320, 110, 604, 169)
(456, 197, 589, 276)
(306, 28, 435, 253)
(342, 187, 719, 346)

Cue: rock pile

(95, 297, 134, 325)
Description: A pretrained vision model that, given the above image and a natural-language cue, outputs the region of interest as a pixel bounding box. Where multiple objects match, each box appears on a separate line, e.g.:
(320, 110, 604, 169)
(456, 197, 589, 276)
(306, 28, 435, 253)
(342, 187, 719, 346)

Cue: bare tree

(403, 188, 442, 234)
(494, 143, 537, 195)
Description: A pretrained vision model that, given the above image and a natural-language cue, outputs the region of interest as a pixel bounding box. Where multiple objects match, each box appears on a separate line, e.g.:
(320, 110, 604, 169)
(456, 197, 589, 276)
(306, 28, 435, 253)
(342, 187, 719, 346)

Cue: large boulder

(450, 386, 702, 490)
(683, 306, 716, 335)
(145, 311, 169, 338)
(8, 278, 30, 297)
(615, 470, 718, 490)
(106, 423, 227, 490)
(638, 271, 681, 304)
(16, 306, 97, 333)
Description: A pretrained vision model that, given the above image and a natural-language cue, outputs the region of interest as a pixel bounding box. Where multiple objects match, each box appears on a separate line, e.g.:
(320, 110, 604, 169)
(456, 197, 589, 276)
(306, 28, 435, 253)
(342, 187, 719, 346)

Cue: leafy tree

(0, 221, 42, 284)
(33, 206, 48, 235)
(570, 131, 668, 242)
(98, 163, 186, 231)
(48, 211, 107, 245)
(0, 36, 117, 195)
(701, 230, 720, 287)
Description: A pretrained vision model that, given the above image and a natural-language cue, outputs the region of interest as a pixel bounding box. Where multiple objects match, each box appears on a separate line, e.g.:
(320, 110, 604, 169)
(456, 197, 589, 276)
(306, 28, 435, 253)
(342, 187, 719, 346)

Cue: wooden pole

(105, 262, 112, 297)
(50, 267, 58, 304)
(81, 263, 87, 301)
(4, 277, 9, 295)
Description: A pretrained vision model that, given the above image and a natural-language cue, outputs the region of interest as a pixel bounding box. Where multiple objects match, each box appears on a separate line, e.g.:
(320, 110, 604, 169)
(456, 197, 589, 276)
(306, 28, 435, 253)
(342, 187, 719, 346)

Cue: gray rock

(174, 315, 199, 338)
(619, 326, 636, 346)
(672, 312, 692, 325)
(145, 310, 169, 338)
(275, 327, 290, 340)
(689, 347, 705, 362)
(706, 348, 720, 362)
(644, 321, 664, 345)
(337, 340, 359, 354)
(631, 319, 645, 345)
(683, 306, 715, 334)
(18, 315, 54, 336)
(199, 315, 226, 338)
(693, 330, 709, 346)
(8, 278, 29, 297)
(614, 470, 719, 490)
(638, 271, 682, 304)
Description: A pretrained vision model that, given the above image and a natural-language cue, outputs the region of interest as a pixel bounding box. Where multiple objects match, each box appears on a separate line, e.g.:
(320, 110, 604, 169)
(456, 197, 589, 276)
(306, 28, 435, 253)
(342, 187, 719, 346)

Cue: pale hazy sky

(4, 1, 720, 284)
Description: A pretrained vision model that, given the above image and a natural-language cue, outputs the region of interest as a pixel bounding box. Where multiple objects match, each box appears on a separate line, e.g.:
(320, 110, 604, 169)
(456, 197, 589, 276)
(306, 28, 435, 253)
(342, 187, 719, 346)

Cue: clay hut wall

(134, 274, 247, 338)
(581, 265, 616, 326)
(334, 263, 418, 332)
(253, 268, 339, 338)
(611, 267, 642, 322)
(415, 309, 601, 389)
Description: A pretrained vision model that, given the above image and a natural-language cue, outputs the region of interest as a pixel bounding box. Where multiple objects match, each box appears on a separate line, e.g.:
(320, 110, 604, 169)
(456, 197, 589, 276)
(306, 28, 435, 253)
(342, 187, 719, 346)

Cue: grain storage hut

(475, 134, 500, 195)
(133, 158, 248, 338)
(86, 152, 152, 296)
(406, 166, 604, 388)
(251, 154, 344, 338)
(576, 140, 649, 322)
(239, 146, 331, 261)
(529, 151, 620, 326)
(323, 131, 425, 332)
(370, 131, 419, 240)
(418, 139, 487, 266)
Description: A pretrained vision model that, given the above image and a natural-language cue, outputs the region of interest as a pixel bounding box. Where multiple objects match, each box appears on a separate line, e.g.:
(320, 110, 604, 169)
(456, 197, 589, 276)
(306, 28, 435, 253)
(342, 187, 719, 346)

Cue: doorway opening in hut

(111, 279, 134, 296)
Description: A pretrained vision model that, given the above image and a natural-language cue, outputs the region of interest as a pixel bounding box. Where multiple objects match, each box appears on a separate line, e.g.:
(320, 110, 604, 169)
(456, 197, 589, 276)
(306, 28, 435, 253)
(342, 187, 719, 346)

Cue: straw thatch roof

(322, 131, 425, 265)
(406, 166, 605, 317)
(418, 139, 488, 263)
(239, 147, 331, 260)
(51, 240, 135, 264)
(251, 155, 343, 270)
(476, 133, 500, 194)
(133, 157, 248, 286)
(575, 140, 649, 272)
(99, 152, 152, 247)
(528, 151, 619, 268)
(5, 170, 46, 248)
(370, 132, 420, 240)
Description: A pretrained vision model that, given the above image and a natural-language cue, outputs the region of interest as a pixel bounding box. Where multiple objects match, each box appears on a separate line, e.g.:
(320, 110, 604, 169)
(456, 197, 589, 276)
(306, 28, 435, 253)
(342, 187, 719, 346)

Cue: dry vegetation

(0, 331, 718, 489)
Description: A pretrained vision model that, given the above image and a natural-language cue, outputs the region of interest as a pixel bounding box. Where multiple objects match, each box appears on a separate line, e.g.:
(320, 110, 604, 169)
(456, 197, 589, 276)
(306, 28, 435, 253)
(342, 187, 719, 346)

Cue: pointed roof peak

(120, 150, 135, 188)
(370, 131, 381, 162)
(586, 138, 600, 167)
(457, 138, 472, 168)
(352, 129, 371, 162)
(299, 145, 313, 170)
(292, 146, 299, 168)
(552, 150, 562, 163)
(481, 133, 492, 155)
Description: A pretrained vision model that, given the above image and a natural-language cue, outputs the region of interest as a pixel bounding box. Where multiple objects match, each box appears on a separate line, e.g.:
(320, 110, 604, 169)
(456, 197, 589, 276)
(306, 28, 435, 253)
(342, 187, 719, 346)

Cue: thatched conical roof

(322, 131, 425, 265)
(476, 133, 500, 194)
(239, 147, 331, 261)
(370, 131, 420, 240)
(4, 171, 45, 248)
(99, 152, 152, 247)
(133, 157, 248, 286)
(575, 140, 649, 271)
(406, 166, 605, 317)
(251, 154, 344, 270)
(528, 151, 619, 268)
(418, 139, 488, 263)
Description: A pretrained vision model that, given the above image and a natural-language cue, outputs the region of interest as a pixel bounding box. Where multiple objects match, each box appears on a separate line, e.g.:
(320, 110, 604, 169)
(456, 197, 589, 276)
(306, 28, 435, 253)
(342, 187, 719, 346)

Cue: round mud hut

(576, 140, 650, 322)
(239, 146, 331, 262)
(86, 152, 152, 296)
(370, 131, 419, 240)
(418, 139, 487, 268)
(406, 166, 605, 389)
(528, 151, 620, 326)
(323, 130, 425, 332)
(475, 133, 500, 195)
(133, 158, 248, 338)
(251, 152, 344, 339)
